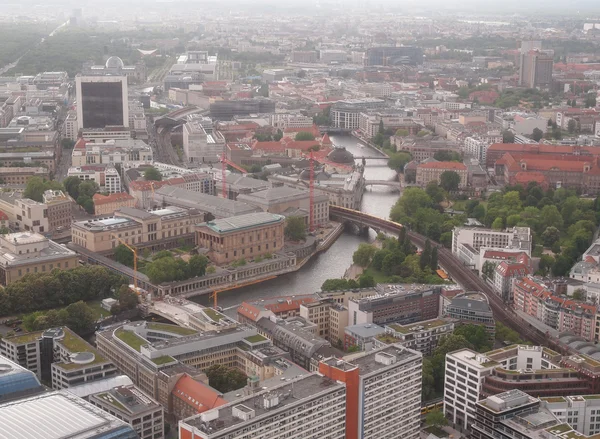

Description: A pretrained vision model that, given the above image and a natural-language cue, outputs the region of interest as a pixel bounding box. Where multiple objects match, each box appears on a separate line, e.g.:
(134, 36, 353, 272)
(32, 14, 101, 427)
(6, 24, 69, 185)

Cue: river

(193, 135, 400, 310)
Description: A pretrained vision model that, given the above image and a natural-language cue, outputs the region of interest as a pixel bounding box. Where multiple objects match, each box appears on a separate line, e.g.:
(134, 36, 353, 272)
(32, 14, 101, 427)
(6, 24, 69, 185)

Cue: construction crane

(209, 276, 276, 308)
(112, 234, 139, 290)
(220, 153, 248, 198)
(309, 150, 315, 232)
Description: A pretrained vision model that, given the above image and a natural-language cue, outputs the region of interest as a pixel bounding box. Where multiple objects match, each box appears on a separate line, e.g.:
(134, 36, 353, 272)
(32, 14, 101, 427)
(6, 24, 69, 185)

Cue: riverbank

(350, 131, 390, 158)
(171, 222, 346, 299)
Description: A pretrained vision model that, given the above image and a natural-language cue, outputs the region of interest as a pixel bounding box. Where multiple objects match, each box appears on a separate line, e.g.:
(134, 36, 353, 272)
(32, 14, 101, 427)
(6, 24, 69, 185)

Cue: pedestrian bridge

(364, 180, 402, 189)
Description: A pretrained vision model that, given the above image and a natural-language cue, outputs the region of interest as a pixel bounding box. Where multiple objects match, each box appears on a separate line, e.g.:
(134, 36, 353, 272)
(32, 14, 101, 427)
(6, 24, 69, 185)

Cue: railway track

(329, 206, 549, 345)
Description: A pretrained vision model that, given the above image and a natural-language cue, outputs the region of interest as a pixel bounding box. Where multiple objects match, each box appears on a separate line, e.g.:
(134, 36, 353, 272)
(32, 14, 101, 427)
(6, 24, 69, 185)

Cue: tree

(426, 182, 445, 204)
(359, 273, 375, 288)
(78, 180, 99, 198)
(114, 285, 139, 312)
(572, 99, 577, 108)
(187, 255, 209, 278)
(284, 216, 306, 241)
(144, 166, 162, 181)
(531, 128, 544, 142)
(539, 254, 554, 274)
(388, 152, 412, 172)
(63, 176, 82, 199)
(567, 99, 572, 106)
(502, 130, 515, 143)
(353, 243, 377, 267)
(145, 255, 191, 284)
(372, 249, 391, 271)
(382, 251, 406, 276)
(258, 83, 269, 97)
(541, 205, 564, 230)
(114, 244, 134, 267)
(295, 131, 315, 141)
(453, 324, 492, 352)
(585, 94, 597, 108)
(568, 119, 577, 134)
(482, 261, 497, 280)
(541, 227, 561, 247)
(572, 288, 586, 301)
(440, 171, 461, 192)
(378, 119, 384, 134)
(273, 129, 283, 141)
(23, 177, 63, 202)
(492, 217, 504, 230)
(420, 240, 432, 270)
(552, 255, 572, 276)
(426, 410, 448, 430)
(434, 150, 461, 162)
(205, 364, 247, 393)
(61, 138, 75, 149)
(65, 301, 96, 335)
(321, 278, 358, 291)
(430, 247, 438, 271)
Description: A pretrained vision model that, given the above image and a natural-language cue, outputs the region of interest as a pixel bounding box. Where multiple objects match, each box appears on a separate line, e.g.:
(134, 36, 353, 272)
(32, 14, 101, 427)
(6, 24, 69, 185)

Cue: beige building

(0, 167, 49, 185)
(236, 186, 329, 228)
(43, 190, 73, 233)
(416, 161, 468, 188)
(300, 299, 348, 345)
(195, 212, 285, 265)
(71, 206, 205, 253)
(93, 192, 136, 216)
(14, 198, 49, 233)
(0, 232, 79, 285)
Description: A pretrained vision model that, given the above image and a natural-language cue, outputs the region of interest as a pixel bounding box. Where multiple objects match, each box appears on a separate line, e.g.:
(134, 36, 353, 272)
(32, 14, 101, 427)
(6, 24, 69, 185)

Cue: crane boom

(112, 234, 139, 290)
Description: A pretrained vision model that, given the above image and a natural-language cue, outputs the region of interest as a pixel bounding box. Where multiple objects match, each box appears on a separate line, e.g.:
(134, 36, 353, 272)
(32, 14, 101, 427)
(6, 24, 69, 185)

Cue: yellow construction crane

(112, 234, 139, 290)
(210, 276, 276, 309)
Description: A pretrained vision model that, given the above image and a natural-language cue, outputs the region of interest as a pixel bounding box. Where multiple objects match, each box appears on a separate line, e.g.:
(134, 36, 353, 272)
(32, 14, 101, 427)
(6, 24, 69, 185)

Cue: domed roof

(105, 56, 125, 69)
(327, 146, 354, 164)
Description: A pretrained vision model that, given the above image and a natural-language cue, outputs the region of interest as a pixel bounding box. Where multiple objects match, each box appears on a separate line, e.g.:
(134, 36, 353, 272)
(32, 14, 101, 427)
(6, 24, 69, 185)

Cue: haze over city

(2, 2, 600, 439)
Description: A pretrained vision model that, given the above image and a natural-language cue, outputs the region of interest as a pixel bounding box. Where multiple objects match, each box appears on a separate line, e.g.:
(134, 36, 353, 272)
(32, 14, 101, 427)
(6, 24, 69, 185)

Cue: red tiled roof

(265, 297, 315, 314)
(237, 302, 265, 321)
(483, 250, 528, 260)
(321, 133, 332, 145)
(513, 171, 547, 185)
(93, 192, 134, 205)
(172, 375, 226, 413)
(417, 161, 467, 170)
(0, 210, 8, 221)
(74, 138, 87, 150)
(283, 140, 320, 151)
(129, 176, 186, 191)
(252, 141, 285, 153)
(496, 260, 530, 277)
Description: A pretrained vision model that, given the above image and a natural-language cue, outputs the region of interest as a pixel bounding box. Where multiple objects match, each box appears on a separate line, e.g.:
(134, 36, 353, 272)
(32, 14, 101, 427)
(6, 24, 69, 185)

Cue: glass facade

(81, 82, 124, 128)
(0, 371, 42, 402)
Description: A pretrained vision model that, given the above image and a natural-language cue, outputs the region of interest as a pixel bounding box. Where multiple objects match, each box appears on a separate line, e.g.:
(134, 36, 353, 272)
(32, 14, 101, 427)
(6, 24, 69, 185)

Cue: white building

(67, 165, 122, 194)
(542, 395, 600, 436)
(63, 111, 79, 141)
(89, 385, 164, 439)
(320, 345, 423, 439)
(72, 138, 153, 167)
(330, 99, 386, 129)
(320, 49, 347, 63)
(182, 115, 225, 164)
(464, 137, 489, 164)
(452, 226, 532, 263)
(444, 349, 497, 430)
(269, 113, 313, 130)
(14, 198, 49, 233)
(179, 374, 347, 439)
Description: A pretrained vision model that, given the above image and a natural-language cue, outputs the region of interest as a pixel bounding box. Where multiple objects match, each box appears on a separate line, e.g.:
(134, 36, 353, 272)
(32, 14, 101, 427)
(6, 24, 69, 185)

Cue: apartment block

(195, 212, 285, 265)
(514, 277, 597, 341)
(182, 115, 225, 164)
(89, 385, 164, 439)
(43, 189, 73, 233)
(452, 226, 533, 259)
(0, 166, 49, 186)
(300, 299, 348, 344)
(179, 374, 347, 439)
(347, 284, 441, 326)
(380, 318, 456, 355)
(93, 192, 136, 216)
(319, 345, 423, 439)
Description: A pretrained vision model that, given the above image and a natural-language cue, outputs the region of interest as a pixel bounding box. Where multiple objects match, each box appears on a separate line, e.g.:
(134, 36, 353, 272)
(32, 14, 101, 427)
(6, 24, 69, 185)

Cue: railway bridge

(329, 205, 551, 347)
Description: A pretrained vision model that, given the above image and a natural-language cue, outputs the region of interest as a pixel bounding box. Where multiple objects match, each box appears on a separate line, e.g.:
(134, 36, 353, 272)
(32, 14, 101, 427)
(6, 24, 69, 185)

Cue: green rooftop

(376, 334, 400, 344)
(96, 392, 127, 412)
(388, 319, 450, 334)
(55, 329, 107, 370)
(203, 308, 226, 323)
(547, 424, 573, 434)
(5, 331, 43, 344)
(116, 328, 148, 352)
(151, 355, 176, 365)
(147, 322, 197, 336)
(245, 334, 267, 343)
(583, 395, 600, 400)
(543, 347, 560, 357)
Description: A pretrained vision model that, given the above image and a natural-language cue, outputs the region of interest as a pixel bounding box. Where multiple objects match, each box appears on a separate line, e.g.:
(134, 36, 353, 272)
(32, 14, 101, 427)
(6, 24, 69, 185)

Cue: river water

(193, 135, 400, 309)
